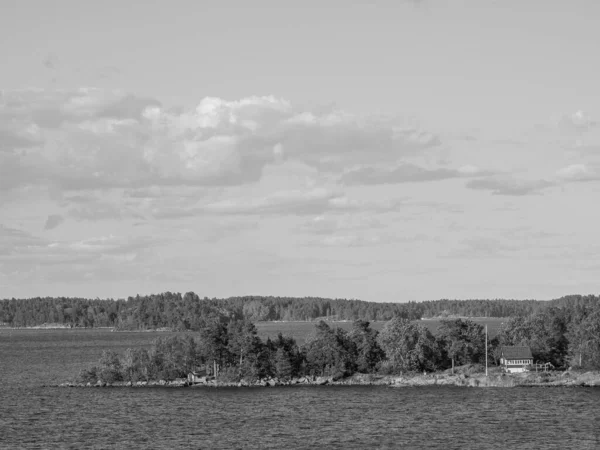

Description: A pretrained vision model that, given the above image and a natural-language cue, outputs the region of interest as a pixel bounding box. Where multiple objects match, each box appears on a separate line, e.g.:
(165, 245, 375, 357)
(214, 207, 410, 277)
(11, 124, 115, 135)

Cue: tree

(122, 347, 150, 382)
(226, 319, 265, 379)
(199, 318, 230, 377)
(567, 305, 600, 369)
(497, 309, 569, 367)
(227, 320, 261, 367)
(274, 348, 293, 380)
(305, 321, 355, 378)
(377, 317, 440, 373)
(349, 320, 384, 373)
(437, 319, 485, 368)
(97, 350, 123, 383)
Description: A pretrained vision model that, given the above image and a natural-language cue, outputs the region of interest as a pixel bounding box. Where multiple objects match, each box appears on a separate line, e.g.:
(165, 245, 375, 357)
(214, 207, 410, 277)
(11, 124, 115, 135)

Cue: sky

(1, 0, 600, 302)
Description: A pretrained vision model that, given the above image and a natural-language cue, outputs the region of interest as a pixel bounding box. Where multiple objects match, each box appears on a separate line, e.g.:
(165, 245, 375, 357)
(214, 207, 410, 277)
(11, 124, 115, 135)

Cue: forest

(1, 292, 599, 329)
(79, 299, 600, 385)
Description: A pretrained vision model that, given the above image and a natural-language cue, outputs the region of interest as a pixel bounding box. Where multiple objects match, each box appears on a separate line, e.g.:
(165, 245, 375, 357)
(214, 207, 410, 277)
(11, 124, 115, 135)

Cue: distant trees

(8, 293, 600, 330)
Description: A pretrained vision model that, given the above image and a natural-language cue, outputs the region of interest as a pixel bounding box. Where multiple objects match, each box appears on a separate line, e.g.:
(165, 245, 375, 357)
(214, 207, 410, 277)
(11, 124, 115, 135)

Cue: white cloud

(320, 234, 382, 247)
(341, 163, 489, 186)
(559, 110, 596, 131)
(0, 89, 440, 193)
(556, 163, 599, 182)
(300, 215, 383, 236)
(466, 177, 554, 196)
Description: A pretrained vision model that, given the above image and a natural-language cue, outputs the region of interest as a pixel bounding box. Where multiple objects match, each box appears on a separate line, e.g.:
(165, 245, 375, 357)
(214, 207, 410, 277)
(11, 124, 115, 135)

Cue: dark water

(1, 330, 599, 449)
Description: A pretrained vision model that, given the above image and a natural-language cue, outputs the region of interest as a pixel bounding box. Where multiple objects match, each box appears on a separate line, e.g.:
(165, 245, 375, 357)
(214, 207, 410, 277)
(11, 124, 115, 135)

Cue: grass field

(255, 317, 507, 344)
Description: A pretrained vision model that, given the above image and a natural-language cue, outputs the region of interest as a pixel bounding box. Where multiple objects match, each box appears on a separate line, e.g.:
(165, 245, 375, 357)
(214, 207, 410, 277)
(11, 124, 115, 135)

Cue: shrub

(216, 366, 240, 383)
(78, 366, 98, 383)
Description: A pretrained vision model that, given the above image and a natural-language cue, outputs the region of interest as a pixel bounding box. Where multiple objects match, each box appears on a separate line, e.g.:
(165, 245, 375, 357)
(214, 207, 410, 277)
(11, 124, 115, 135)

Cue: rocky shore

(56, 370, 600, 388)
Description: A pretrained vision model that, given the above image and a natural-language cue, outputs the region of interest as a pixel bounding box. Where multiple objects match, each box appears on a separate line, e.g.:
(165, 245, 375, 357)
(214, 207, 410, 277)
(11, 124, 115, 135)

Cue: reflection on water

(1, 330, 599, 449)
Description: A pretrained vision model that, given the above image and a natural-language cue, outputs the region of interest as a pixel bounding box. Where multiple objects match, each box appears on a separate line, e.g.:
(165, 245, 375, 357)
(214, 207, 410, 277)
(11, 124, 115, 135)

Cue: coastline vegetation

(2, 292, 598, 386)
(75, 295, 600, 386)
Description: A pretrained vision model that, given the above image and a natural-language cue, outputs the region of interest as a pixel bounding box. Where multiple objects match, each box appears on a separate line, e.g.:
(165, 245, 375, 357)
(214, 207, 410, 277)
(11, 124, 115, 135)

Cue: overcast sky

(1, 0, 600, 301)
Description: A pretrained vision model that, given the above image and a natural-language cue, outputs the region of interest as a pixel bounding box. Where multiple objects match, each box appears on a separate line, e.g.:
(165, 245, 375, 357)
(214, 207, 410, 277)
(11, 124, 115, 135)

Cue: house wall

(503, 359, 533, 373)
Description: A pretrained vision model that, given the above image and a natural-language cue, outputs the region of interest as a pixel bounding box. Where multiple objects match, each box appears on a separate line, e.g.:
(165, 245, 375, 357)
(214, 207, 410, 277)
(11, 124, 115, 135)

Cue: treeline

(2, 293, 599, 329)
(80, 318, 463, 384)
(80, 300, 600, 385)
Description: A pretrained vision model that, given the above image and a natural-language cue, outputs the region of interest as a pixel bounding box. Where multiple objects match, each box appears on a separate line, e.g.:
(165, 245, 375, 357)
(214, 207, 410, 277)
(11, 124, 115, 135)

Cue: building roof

(501, 346, 533, 359)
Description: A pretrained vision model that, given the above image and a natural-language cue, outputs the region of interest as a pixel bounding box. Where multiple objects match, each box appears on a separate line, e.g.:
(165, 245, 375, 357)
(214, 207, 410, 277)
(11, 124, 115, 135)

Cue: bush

(216, 366, 240, 383)
(78, 366, 98, 383)
(97, 350, 123, 383)
(377, 360, 398, 375)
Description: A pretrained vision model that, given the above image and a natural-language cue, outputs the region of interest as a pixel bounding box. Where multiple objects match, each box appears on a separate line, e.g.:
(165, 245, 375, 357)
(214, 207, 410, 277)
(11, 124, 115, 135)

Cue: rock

(315, 377, 329, 385)
(267, 379, 278, 387)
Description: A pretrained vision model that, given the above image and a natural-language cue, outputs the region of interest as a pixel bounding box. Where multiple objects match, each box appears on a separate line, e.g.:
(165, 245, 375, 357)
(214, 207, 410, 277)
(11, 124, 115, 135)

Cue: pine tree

(274, 348, 292, 380)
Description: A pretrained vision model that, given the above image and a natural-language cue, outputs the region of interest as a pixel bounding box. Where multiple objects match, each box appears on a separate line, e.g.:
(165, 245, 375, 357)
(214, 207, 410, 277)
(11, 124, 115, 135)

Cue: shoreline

(56, 371, 600, 389)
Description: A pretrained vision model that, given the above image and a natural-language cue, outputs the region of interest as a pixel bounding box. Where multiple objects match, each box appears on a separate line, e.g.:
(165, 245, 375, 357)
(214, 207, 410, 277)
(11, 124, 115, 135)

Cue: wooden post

(485, 325, 488, 377)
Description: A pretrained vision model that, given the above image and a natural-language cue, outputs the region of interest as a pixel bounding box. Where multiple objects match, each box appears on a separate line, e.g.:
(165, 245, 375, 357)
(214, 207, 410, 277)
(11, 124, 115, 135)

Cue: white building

(500, 346, 534, 373)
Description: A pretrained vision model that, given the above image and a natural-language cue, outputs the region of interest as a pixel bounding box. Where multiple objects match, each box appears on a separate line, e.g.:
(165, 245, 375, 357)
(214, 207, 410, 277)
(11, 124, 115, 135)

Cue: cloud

(0, 225, 44, 255)
(0, 89, 440, 193)
(319, 234, 382, 247)
(96, 94, 161, 120)
(299, 215, 390, 248)
(0, 124, 43, 151)
(44, 215, 64, 230)
(446, 236, 520, 259)
(151, 188, 403, 219)
(300, 215, 383, 236)
(556, 164, 600, 182)
(466, 177, 553, 196)
(559, 110, 597, 131)
(0, 229, 159, 277)
(340, 163, 488, 186)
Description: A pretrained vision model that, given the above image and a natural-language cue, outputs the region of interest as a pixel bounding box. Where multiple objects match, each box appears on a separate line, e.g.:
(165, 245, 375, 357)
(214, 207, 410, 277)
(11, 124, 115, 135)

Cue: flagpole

(485, 324, 488, 377)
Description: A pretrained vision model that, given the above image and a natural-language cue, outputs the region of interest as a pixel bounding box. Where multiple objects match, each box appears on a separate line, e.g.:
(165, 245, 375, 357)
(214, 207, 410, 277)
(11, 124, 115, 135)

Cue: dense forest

(80, 298, 600, 386)
(1, 293, 599, 329)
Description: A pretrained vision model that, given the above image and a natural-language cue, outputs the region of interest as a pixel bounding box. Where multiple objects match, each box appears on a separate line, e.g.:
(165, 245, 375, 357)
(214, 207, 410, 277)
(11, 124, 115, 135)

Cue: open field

(255, 317, 506, 344)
